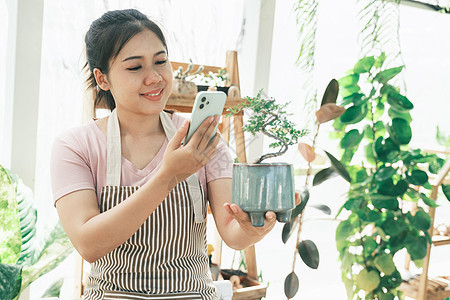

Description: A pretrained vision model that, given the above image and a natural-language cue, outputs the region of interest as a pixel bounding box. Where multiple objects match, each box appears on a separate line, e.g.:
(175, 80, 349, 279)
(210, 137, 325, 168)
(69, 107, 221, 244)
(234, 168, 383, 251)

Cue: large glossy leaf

(291, 188, 310, 219)
(298, 240, 319, 269)
(353, 56, 375, 74)
(324, 151, 351, 183)
(340, 129, 363, 149)
(312, 167, 337, 186)
(378, 179, 408, 197)
(373, 66, 404, 85)
(0, 263, 22, 300)
(388, 118, 412, 145)
(0, 166, 21, 264)
(284, 272, 299, 298)
(310, 204, 331, 215)
(340, 104, 368, 124)
(374, 253, 395, 275)
(19, 223, 73, 293)
(316, 103, 345, 124)
(406, 170, 428, 186)
(282, 218, 298, 244)
(320, 79, 340, 106)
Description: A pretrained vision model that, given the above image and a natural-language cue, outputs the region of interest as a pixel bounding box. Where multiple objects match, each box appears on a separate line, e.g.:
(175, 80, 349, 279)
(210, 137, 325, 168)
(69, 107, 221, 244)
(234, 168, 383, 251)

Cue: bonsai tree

(227, 89, 309, 163)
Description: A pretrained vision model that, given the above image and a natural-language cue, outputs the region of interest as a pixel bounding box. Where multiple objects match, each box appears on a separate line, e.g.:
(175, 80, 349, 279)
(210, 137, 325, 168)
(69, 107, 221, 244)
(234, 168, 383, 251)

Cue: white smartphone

(185, 91, 227, 144)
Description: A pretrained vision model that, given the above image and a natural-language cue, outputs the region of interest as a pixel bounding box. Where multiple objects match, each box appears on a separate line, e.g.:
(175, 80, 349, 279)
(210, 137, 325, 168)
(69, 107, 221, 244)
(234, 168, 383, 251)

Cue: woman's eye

(127, 66, 141, 71)
(155, 60, 167, 65)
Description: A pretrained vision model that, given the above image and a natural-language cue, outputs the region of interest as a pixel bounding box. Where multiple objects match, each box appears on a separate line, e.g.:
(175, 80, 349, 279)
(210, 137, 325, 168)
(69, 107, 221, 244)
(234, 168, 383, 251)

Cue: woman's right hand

(158, 115, 221, 189)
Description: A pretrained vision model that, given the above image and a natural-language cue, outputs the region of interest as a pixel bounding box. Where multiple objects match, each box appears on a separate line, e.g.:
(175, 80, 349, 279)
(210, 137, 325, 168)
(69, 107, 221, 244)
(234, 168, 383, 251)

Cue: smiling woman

(50, 8, 277, 300)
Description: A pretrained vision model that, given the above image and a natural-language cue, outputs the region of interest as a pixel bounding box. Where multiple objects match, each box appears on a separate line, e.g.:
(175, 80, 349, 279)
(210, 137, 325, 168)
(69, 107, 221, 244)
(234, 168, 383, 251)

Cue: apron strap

(106, 109, 122, 186)
(160, 111, 205, 223)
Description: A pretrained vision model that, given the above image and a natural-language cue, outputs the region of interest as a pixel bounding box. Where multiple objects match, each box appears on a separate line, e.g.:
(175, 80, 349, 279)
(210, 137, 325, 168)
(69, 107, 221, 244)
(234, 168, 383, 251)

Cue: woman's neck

(116, 109, 164, 138)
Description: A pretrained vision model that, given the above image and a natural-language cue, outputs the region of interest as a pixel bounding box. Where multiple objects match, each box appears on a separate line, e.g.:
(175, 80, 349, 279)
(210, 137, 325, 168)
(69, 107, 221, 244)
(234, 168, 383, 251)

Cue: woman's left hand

(223, 203, 277, 238)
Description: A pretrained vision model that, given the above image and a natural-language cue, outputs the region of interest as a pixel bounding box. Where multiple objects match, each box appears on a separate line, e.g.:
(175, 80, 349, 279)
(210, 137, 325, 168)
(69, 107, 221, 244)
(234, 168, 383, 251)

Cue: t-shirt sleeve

(50, 130, 95, 206)
(205, 133, 233, 182)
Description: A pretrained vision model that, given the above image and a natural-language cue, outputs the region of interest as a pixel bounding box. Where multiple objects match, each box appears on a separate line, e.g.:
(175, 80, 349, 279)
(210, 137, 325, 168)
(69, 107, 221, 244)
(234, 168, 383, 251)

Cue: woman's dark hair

(84, 9, 168, 111)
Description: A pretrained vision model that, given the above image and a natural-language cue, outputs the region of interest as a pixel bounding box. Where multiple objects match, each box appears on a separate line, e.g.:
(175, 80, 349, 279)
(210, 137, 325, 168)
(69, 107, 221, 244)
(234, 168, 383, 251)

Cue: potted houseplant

(227, 90, 309, 227)
(172, 59, 202, 95)
(0, 164, 73, 300)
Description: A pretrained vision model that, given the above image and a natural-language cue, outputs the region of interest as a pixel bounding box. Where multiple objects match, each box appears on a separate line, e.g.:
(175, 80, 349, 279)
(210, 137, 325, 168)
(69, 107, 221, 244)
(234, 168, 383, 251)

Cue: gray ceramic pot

(232, 163, 295, 227)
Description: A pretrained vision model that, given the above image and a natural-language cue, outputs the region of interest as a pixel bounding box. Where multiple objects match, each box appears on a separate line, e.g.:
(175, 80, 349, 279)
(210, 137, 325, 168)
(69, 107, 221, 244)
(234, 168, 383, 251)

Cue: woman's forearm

(69, 171, 176, 263)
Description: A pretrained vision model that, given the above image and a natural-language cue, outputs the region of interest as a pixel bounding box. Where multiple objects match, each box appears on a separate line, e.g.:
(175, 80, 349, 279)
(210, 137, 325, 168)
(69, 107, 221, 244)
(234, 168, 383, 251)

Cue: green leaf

(0, 263, 22, 300)
(347, 166, 368, 183)
(320, 79, 340, 106)
(385, 87, 414, 113)
(374, 52, 386, 68)
(388, 118, 412, 145)
(19, 223, 73, 293)
(41, 278, 64, 298)
(373, 66, 404, 85)
(340, 104, 368, 124)
(353, 56, 375, 74)
(310, 204, 331, 215)
(406, 169, 428, 186)
(363, 121, 385, 140)
(358, 208, 381, 222)
(340, 93, 364, 106)
(340, 129, 363, 149)
(338, 74, 359, 88)
(291, 188, 310, 219)
(313, 167, 337, 186)
(341, 148, 357, 165)
(428, 157, 445, 174)
(443, 185, 450, 201)
(365, 143, 377, 166)
(405, 235, 428, 260)
(374, 137, 400, 163)
(371, 197, 399, 210)
(298, 240, 319, 269)
(374, 253, 396, 275)
(284, 272, 299, 298)
(436, 125, 450, 147)
(380, 269, 402, 289)
(282, 218, 298, 244)
(356, 269, 380, 292)
(0, 166, 21, 265)
(336, 218, 357, 251)
(411, 209, 431, 231)
(375, 166, 396, 181)
(378, 179, 408, 197)
(388, 108, 412, 123)
(324, 151, 351, 183)
(420, 193, 438, 208)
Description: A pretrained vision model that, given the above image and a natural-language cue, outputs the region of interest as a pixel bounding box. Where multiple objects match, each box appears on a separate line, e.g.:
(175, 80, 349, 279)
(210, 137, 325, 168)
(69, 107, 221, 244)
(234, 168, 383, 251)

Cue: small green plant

(332, 53, 447, 299)
(0, 165, 73, 300)
(227, 90, 309, 163)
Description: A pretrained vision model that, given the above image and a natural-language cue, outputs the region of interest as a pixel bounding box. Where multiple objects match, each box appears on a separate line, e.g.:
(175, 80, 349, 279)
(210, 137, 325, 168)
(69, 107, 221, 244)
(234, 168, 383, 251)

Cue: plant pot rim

(233, 162, 292, 167)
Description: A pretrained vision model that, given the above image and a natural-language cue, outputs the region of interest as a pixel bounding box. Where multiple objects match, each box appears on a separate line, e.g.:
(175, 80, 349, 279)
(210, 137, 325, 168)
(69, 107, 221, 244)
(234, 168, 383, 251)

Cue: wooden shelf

(232, 277, 268, 300)
(166, 93, 245, 114)
(400, 276, 450, 300)
(432, 235, 450, 247)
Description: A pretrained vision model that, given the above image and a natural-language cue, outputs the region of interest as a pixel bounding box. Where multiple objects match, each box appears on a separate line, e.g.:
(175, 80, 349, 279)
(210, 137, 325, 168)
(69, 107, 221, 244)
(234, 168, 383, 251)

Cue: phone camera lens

(200, 104, 204, 109)
(201, 97, 206, 102)
(206, 101, 210, 105)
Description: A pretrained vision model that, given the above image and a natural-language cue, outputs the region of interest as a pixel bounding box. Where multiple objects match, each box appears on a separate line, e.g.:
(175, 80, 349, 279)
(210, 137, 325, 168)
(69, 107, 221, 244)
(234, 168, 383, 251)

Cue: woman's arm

(56, 116, 221, 263)
(208, 178, 277, 250)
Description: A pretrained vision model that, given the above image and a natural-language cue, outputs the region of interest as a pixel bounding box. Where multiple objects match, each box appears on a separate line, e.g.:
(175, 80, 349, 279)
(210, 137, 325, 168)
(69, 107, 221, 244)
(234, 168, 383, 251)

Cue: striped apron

(83, 109, 217, 300)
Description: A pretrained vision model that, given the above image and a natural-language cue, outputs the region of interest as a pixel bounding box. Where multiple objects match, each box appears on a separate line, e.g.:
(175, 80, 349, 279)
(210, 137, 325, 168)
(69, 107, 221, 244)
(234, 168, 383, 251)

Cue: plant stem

(256, 111, 288, 163)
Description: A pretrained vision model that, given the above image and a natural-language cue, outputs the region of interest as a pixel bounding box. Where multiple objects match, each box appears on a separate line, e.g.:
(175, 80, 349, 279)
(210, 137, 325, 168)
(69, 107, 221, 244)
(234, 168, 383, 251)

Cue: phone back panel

(185, 91, 227, 143)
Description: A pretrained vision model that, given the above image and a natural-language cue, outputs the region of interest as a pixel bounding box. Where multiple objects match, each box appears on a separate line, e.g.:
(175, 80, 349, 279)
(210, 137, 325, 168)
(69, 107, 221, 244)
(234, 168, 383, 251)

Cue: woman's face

(97, 29, 173, 116)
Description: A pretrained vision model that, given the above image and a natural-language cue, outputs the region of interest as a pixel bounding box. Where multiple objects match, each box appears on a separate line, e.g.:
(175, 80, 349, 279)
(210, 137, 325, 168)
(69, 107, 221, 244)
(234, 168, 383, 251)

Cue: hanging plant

(332, 53, 446, 299)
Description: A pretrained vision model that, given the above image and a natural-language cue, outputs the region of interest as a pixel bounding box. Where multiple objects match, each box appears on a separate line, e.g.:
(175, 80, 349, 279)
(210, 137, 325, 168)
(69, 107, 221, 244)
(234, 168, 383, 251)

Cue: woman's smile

(141, 88, 164, 101)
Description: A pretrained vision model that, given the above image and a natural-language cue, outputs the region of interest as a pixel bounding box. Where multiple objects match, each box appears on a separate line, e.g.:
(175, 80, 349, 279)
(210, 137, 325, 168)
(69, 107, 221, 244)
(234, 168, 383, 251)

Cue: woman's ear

(93, 68, 110, 91)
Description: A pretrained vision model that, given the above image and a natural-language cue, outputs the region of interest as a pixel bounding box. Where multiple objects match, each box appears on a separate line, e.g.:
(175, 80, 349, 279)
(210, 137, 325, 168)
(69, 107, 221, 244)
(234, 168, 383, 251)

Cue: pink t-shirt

(50, 113, 233, 205)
